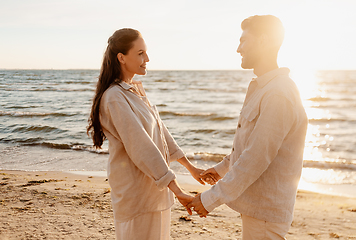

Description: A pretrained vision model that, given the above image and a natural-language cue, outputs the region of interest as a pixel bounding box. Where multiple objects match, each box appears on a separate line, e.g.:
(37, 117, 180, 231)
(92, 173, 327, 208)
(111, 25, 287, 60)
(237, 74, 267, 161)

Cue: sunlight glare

(290, 69, 319, 103)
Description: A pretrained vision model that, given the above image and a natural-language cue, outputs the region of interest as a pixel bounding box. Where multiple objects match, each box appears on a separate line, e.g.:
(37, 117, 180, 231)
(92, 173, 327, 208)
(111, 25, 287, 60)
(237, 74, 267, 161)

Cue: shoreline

(1, 170, 356, 239)
(2, 167, 356, 198)
(68, 170, 356, 199)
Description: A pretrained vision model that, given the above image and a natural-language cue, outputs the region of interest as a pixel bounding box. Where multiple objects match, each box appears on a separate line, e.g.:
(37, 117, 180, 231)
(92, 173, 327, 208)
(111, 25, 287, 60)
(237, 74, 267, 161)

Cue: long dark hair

(87, 28, 141, 148)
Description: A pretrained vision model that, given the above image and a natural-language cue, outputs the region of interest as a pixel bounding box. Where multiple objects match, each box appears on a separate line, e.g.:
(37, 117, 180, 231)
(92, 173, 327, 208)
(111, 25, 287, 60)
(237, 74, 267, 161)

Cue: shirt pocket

(236, 104, 260, 148)
(240, 105, 259, 123)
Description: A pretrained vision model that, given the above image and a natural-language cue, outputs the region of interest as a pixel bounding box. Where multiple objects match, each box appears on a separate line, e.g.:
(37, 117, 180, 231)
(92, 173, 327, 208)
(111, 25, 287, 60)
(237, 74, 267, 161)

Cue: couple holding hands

(87, 15, 308, 240)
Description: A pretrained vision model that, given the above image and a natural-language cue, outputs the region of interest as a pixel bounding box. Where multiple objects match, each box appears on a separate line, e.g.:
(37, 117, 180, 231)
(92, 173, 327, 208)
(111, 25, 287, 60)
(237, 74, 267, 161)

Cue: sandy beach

(0, 170, 355, 240)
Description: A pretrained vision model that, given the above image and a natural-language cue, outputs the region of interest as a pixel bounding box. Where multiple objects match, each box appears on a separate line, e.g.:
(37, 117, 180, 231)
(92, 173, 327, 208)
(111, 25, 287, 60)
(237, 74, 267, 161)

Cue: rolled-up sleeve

(161, 123, 185, 162)
(201, 94, 295, 212)
(107, 99, 176, 190)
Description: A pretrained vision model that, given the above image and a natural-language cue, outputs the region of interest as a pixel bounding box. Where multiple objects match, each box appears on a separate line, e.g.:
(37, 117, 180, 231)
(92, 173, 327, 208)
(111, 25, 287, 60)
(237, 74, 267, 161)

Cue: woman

(87, 28, 205, 239)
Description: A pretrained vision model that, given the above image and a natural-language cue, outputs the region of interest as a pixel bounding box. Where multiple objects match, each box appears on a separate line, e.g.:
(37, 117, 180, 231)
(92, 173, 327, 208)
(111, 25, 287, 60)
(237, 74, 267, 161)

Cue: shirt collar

(254, 67, 290, 88)
(117, 80, 132, 90)
(116, 80, 143, 89)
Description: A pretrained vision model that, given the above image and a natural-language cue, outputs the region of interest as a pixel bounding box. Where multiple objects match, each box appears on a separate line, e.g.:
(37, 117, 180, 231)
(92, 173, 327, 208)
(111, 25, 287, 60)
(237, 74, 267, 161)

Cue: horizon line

(1, 68, 356, 71)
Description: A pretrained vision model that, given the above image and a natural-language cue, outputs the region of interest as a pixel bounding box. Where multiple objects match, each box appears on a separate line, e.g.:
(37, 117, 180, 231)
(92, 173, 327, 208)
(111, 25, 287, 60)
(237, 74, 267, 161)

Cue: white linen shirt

(99, 81, 185, 222)
(201, 68, 308, 223)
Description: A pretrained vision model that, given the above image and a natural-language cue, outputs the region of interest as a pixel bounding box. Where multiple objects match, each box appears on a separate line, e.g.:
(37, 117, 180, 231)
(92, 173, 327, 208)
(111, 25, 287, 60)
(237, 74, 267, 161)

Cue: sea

(1, 69, 356, 197)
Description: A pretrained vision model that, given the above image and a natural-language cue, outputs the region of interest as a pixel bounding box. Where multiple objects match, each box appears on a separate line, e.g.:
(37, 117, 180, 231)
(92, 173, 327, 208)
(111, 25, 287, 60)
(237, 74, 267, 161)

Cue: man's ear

(259, 33, 269, 47)
(117, 53, 125, 64)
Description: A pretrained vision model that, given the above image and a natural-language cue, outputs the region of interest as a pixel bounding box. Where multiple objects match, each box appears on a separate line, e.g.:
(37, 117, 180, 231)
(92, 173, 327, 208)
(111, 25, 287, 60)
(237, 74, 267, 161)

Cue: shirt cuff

(214, 155, 230, 178)
(155, 169, 176, 191)
(169, 148, 185, 162)
(201, 187, 224, 213)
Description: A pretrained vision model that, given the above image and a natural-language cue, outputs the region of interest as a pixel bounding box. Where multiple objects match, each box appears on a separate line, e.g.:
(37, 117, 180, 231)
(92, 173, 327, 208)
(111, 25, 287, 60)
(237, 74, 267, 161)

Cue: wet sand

(0, 170, 355, 239)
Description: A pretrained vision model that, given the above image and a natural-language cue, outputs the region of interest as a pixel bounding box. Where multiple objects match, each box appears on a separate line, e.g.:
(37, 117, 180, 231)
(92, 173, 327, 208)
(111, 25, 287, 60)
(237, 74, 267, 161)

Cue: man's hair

(241, 15, 285, 49)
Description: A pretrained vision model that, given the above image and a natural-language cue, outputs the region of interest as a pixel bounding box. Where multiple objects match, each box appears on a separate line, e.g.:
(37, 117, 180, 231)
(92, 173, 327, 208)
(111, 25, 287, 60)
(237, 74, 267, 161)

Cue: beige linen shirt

(201, 68, 308, 223)
(99, 80, 185, 222)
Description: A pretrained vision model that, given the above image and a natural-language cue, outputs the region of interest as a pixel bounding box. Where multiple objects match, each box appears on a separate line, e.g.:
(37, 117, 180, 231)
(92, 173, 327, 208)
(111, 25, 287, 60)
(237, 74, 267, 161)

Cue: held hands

(183, 167, 221, 217)
(187, 193, 209, 217)
(188, 165, 222, 186)
(188, 166, 206, 185)
(200, 167, 222, 185)
(175, 157, 221, 216)
(175, 192, 194, 215)
(178, 156, 220, 186)
(168, 179, 195, 215)
(169, 177, 209, 217)
(176, 192, 209, 217)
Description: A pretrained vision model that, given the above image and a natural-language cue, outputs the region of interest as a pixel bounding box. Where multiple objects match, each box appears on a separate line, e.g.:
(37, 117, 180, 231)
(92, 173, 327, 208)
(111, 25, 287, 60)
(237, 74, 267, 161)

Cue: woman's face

(118, 37, 149, 79)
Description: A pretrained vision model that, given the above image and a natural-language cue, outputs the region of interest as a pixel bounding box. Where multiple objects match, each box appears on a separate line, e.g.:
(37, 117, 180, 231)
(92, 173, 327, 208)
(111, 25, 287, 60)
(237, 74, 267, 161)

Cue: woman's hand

(177, 156, 207, 185)
(168, 179, 194, 215)
(188, 166, 206, 185)
(175, 192, 194, 215)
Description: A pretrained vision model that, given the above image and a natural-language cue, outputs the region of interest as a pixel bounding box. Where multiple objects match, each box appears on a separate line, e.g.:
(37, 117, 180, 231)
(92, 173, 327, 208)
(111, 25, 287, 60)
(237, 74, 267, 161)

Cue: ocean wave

(313, 104, 356, 109)
(71, 145, 109, 154)
(307, 96, 331, 102)
(62, 81, 94, 84)
(6, 106, 41, 109)
(159, 111, 213, 117)
(189, 129, 216, 134)
(188, 129, 236, 135)
(187, 87, 241, 93)
(186, 152, 225, 162)
(11, 125, 66, 134)
(0, 111, 73, 118)
(303, 160, 356, 171)
(3, 88, 93, 92)
(20, 141, 108, 154)
(154, 79, 176, 83)
(159, 111, 235, 121)
(23, 142, 72, 149)
(0, 137, 44, 144)
(308, 118, 356, 123)
(186, 153, 356, 171)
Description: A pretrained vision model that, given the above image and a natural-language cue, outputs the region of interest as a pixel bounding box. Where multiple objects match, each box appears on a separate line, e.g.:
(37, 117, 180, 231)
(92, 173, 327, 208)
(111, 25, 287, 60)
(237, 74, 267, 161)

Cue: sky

(0, 0, 355, 71)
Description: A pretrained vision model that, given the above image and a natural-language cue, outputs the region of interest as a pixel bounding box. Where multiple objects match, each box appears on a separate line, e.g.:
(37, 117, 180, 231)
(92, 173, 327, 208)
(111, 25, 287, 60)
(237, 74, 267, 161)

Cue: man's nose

(237, 45, 241, 53)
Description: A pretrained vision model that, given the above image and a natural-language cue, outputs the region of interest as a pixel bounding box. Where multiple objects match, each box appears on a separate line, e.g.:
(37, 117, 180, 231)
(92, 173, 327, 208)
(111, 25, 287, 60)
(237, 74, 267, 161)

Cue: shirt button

(238, 123, 241, 128)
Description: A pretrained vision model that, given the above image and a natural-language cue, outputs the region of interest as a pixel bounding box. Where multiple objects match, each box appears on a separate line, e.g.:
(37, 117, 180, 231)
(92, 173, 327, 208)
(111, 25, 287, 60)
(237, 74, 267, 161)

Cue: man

(187, 15, 308, 239)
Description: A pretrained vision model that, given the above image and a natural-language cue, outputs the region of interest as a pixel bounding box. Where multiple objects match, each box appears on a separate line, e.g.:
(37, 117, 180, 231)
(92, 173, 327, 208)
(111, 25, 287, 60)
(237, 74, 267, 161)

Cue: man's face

(236, 29, 261, 69)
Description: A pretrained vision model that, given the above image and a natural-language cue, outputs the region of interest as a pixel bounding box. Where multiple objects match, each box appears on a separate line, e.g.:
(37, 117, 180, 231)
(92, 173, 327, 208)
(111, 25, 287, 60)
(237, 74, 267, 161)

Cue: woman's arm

(105, 98, 176, 190)
(177, 156, 211, 185)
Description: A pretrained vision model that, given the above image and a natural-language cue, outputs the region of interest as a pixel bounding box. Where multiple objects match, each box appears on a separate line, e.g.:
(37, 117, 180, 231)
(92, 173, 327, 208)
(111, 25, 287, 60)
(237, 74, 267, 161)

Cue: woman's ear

(117, 53, 125, 64)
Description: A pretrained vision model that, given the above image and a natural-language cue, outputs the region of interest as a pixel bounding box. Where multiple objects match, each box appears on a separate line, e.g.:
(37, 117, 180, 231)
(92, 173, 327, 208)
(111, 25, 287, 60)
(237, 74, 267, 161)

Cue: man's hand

(187, 193, 209, 217)
(200, 168, 222, 185)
